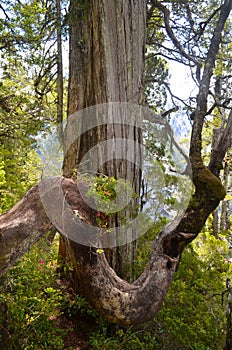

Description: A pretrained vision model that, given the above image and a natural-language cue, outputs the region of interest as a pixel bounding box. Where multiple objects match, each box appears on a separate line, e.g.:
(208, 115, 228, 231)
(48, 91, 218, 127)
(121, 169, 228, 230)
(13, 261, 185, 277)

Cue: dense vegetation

(0, 227, 231, 349)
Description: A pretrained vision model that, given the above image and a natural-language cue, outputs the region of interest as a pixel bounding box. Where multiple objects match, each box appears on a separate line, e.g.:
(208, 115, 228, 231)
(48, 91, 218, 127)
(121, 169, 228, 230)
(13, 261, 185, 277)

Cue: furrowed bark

(63, 0, 146, 277)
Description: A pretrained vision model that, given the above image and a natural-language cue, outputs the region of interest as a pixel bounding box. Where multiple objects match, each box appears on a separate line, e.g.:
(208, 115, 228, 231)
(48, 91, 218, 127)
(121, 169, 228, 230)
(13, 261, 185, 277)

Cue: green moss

(194, 166, 226, 201)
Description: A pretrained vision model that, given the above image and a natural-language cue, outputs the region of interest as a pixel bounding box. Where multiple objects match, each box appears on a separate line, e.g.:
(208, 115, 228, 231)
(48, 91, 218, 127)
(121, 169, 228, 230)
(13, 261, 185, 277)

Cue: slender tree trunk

(212, 209, 219, 239)
(211, 128, 221, 238)
(211, 76, 230, 237)
(224, 278, 232, 350)
(56, 0, 64, 148)
(220, 161, 231, 232)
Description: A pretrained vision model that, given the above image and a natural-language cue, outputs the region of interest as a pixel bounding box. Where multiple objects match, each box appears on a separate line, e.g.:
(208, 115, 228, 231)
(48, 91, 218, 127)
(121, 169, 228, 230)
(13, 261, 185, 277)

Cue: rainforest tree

(0, 0, 232, 326)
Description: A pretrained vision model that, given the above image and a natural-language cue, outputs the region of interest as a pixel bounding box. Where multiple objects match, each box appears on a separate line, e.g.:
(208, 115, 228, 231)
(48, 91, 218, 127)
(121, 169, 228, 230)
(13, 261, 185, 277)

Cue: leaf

(96, 249, 104, 254)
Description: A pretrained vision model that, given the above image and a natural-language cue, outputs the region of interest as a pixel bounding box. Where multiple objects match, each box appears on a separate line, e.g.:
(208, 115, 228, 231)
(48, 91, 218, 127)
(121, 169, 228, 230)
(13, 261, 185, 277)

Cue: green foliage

(89, 327, 159, 350)
(63, 292, 98, 321)
(146, 4, 169, 108)
(0, 145, 41, 213)
(0, 226, 231, 349)
(87, 176, 117, 211)
(155, 232, 230, 349)
(86, 174, 136, 217)
(0, 56, 51, 140)
(0, 235, 66, 350)
(134, 218, 168, 277)
(0, 0, 68, 212)
(0, 0, 68, 140)
(145, 56, 169, 108)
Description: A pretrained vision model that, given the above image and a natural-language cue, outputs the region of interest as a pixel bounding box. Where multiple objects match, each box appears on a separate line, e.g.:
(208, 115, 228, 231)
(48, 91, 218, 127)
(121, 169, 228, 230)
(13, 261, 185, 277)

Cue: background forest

(0, 0, 231, 349)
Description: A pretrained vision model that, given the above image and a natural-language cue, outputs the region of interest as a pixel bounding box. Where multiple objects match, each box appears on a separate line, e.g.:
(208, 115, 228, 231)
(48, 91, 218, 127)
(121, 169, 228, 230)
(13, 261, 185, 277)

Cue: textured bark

(62, 0, 146, 277)
(208, 109, 232, 174)
(0, 184, 52, 275)
(0, 178, 96, 275)
(63, 0, 146, 175)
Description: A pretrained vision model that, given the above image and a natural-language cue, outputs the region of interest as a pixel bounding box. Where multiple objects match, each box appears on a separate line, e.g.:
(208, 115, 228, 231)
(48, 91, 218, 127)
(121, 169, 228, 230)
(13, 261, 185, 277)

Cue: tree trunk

(62, 0, 146, 278)
(220, 160, 231, 232)
(224, 278, 232, 350)
(212, 209, 219, 239)
(211, 128, 221, 238)
(56, 0, 64, 148)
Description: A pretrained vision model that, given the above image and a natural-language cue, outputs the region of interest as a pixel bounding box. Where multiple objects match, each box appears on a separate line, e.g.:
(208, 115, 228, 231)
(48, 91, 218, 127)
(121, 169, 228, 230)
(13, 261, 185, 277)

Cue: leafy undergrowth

(0, 231, 231, 349)
(0, 233, 159, 350)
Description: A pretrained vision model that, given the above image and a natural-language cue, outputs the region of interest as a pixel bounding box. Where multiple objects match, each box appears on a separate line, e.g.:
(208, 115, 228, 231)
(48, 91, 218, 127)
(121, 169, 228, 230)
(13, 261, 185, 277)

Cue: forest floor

(53, 277, 99, 350)
(56, 314, 91, 349)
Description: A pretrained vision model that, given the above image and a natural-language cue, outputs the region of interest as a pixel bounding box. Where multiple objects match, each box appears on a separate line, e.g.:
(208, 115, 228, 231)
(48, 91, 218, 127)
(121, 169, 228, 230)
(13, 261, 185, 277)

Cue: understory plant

(0, 234, 66, 350)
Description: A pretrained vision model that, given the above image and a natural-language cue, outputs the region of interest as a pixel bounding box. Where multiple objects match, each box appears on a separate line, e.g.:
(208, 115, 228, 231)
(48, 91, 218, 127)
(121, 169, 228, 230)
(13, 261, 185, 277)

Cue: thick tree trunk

(62, 0, 146, 277)
(63, 0, 146, 174)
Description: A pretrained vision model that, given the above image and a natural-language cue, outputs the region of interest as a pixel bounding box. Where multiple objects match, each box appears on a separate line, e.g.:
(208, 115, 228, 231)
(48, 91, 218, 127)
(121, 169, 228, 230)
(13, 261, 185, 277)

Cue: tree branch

(208, 109, 232, 174)
(196, 6, 222, 42)
(152, 0, 202, 69)
(190, 0, 232, 163)
(0, 184, 52, 275)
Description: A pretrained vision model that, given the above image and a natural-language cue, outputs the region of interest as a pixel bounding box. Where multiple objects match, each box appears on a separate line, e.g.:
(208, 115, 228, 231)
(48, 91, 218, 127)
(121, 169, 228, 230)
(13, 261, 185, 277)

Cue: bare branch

(0, 4, 10, 21)
(197, 6, 222, 42)
(152, 0, 202, 70)
(162, 81, 192, 108)
(190, 0, 232, 162)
